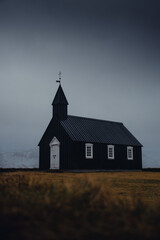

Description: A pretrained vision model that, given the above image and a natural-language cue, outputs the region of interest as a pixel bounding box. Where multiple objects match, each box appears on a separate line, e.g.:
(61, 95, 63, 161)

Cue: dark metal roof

(61, 115, 142, 146)
(52, 85, 68, 105)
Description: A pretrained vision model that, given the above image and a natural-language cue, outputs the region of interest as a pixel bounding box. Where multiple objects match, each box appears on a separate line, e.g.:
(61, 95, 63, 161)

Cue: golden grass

(0, 171, 160, 240)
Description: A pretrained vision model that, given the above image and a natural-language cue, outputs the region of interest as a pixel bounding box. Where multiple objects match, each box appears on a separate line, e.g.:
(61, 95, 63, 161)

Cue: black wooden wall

(68, 142, 142, 170)
(39, 121, 142, 170)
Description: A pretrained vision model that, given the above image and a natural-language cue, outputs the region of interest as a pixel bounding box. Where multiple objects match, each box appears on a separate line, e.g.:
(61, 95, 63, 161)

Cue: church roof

(61, 115, 142, 146)
(52, 85, 68, 105)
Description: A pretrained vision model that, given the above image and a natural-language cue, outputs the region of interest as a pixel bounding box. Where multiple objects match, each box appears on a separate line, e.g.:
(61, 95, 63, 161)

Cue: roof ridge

(67, 115, 123, 125)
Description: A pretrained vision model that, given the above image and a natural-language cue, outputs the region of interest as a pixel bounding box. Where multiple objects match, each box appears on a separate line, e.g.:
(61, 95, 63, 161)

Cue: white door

(49, 137, 60, 170)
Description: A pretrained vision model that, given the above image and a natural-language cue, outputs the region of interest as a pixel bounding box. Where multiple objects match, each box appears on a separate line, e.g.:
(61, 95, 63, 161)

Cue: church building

(38, 80, 142, 170)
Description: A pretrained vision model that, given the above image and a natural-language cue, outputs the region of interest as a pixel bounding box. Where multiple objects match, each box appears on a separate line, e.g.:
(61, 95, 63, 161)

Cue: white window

(127, 146, 133, 160)
(108, 145, 114, 159)
(85, 143, 93, 159)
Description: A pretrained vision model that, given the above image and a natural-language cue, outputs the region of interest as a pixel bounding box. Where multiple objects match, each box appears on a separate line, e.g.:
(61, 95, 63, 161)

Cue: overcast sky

(0, 0, 160, 163)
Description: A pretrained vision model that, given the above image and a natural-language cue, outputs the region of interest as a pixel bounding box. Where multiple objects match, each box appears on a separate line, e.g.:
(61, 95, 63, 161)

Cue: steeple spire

(52, 78, 68, 120)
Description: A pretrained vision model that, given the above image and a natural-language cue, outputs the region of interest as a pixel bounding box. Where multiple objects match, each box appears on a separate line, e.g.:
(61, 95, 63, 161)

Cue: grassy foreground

(0, 171, 160, 240)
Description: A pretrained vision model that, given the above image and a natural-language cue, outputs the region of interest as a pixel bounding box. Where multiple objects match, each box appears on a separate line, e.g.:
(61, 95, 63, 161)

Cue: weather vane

(56, 71, 61, 84)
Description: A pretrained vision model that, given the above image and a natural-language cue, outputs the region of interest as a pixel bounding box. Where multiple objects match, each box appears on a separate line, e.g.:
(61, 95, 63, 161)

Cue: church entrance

(49, 137, 60, 170)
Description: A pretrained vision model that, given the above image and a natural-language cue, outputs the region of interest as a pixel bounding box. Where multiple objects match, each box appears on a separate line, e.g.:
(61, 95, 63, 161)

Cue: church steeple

(52, 84, 68, 120)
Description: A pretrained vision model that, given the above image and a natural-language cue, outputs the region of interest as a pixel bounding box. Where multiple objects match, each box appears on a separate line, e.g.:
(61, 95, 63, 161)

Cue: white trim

(127, 146, 133, 160)
(49, 137, 60, 147)
(108, 145, 115, 159)
(49, 137, 60, 169)
(85, 143, 93, 159)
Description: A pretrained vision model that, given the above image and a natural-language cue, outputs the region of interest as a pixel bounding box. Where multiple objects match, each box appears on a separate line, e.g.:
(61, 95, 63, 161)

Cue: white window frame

(85, 143, 93, 159)
(108, 145, 115, 159)
(127, 146, 133, 160)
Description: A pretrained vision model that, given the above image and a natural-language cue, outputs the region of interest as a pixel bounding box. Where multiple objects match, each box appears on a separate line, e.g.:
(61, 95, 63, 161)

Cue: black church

(38, 82, 142, 170)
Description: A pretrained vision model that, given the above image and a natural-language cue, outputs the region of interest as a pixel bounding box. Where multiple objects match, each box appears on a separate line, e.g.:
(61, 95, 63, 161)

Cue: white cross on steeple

(56, 71, 61, 84)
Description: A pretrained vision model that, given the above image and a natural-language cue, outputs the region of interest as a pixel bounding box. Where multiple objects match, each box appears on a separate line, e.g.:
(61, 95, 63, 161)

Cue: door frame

(49, 137, 60, 170)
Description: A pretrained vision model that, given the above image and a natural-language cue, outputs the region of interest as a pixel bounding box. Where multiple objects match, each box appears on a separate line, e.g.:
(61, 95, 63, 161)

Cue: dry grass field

(0, 171, 160, 240)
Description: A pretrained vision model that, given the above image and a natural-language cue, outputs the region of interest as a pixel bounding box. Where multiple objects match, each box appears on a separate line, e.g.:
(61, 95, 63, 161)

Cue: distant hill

(0, 148, 159, 169)
(0, 148, 39, 168)
(142, 149, 160, 169)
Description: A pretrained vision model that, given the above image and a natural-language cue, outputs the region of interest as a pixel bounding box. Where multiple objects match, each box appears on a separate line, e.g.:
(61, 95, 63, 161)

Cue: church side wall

(39, 120, 142, 170)
(70, 142, 142, 170)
